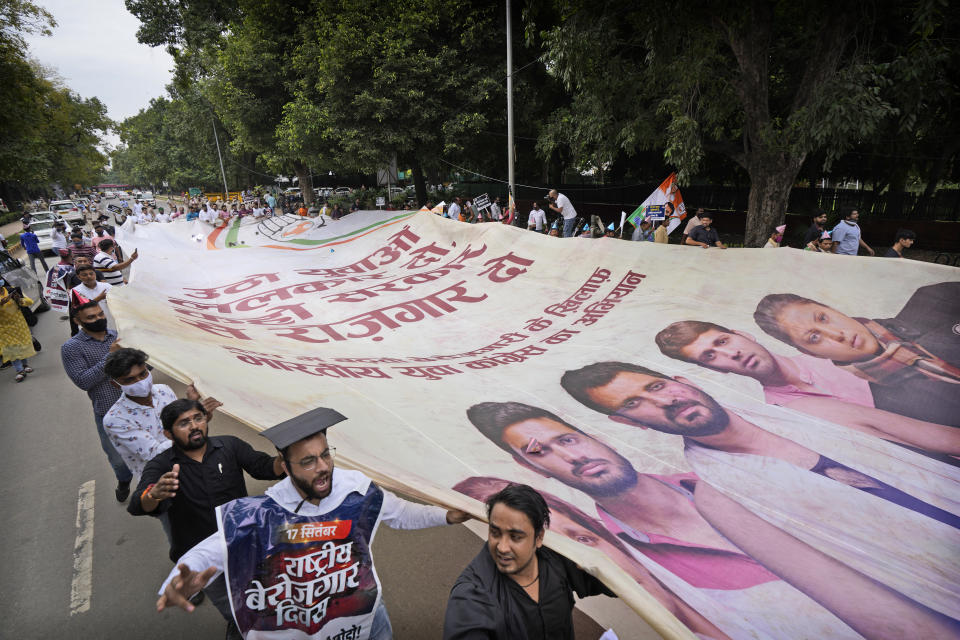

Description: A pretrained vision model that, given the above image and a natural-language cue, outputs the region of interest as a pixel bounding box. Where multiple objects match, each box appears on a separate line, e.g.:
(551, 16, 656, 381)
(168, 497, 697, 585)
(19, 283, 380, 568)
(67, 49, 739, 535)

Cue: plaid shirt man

(61, 327, 132, 487)
(61, 328, 121, 416)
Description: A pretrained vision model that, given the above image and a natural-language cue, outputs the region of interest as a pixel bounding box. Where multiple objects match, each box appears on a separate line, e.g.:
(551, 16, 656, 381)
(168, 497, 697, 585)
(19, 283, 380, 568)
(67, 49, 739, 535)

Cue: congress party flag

(626, 173, 688, 234)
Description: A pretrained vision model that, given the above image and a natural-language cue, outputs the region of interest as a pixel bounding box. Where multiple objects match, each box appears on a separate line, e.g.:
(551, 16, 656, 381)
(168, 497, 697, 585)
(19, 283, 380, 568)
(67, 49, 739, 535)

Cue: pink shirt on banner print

(763, 352, 875, 408)
(597, 472, 779, 590)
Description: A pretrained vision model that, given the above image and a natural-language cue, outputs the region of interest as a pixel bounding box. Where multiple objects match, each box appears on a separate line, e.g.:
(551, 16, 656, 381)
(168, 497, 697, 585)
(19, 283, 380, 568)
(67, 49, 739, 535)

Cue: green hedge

(0, 210, 22, 226)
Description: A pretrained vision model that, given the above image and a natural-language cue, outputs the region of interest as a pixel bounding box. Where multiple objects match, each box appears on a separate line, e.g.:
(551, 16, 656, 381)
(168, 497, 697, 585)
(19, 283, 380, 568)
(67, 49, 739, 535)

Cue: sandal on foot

(15, 373, 26, 382)
(22, 367, 33, 374)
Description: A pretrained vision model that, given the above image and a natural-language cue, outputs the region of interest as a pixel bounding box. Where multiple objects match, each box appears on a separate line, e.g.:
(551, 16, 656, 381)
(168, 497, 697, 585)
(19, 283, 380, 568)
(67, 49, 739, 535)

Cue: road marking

(70, 480, 95, 615)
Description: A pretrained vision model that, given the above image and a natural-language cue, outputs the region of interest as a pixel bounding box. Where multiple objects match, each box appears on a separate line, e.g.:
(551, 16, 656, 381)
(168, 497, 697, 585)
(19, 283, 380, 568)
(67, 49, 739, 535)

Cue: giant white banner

(111, 211, 960, 640)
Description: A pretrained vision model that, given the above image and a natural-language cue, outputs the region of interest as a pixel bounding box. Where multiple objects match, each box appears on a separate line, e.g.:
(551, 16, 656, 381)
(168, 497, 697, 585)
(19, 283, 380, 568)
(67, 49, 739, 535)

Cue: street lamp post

(506, 0, 515, 218)
(211, 117, 230, 201)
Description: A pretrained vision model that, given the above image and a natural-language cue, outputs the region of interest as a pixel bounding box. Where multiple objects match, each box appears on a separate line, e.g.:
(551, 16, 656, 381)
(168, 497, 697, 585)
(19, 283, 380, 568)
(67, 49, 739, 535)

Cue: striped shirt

(93, 251, 125, 285)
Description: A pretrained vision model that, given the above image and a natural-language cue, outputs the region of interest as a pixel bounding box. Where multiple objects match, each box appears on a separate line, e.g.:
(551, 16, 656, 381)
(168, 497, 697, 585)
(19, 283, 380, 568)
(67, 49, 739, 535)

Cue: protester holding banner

(466, 401, 959, 638)
(443, 484, 615, 640)
(156, 407, 470, 639)
(93, 240, 138, 286)
(451, 477, 731, 640)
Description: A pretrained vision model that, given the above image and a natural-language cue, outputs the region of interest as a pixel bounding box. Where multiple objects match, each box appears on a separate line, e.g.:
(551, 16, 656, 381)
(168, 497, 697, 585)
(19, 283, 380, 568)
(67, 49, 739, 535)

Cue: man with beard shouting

(154, 407, 470, 640)
(129, 398, 285, 636)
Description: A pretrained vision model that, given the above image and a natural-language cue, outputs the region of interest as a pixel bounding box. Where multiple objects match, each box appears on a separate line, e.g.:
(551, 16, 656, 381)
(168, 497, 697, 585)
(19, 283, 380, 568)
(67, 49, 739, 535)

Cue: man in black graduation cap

(157, 407, 470, 639)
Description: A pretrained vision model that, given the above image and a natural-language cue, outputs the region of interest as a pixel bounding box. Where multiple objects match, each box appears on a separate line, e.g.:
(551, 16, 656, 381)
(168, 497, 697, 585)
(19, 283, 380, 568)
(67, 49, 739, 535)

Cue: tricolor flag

(625, 173, 687, 234)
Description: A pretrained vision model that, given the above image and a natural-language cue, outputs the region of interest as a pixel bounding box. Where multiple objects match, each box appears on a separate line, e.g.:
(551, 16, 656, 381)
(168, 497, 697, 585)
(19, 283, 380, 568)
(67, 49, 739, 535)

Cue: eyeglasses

(174, 413, 208, 429)
(295, 448, 335, 471)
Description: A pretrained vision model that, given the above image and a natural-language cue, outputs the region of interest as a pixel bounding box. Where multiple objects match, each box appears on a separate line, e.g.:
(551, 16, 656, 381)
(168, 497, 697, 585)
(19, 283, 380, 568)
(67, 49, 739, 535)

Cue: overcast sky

(24, 0, 174, 149)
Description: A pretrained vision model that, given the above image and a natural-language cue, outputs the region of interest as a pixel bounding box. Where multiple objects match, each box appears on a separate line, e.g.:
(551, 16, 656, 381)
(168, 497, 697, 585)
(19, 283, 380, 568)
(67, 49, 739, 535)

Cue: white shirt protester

(51, 229, 67, 252)
(528, 207, 547, 231)
(489, 201, 502, 221)
(447, 201, 461, 220)
(554, 192, 577, 220)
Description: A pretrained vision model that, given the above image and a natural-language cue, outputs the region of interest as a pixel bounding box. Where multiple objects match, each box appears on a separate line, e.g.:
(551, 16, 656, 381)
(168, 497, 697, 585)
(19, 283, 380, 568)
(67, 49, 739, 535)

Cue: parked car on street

(28, 220, 58, 253)
(0, 249, 49, 312)
(333, 187, 352, 196)
(50, 200, 83, 225)
(137, 191, 156, 206)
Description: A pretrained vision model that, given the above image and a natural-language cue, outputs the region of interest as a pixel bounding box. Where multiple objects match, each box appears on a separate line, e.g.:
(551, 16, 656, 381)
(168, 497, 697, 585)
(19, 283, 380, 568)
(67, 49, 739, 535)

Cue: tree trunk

(411, 157, 427, 207)
(744, 157, 803, 247)
(294, 162, 312, 205)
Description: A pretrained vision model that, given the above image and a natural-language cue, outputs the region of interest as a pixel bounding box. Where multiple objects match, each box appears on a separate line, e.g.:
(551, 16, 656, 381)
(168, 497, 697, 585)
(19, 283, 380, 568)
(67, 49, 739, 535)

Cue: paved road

(0, 233, 656, 639)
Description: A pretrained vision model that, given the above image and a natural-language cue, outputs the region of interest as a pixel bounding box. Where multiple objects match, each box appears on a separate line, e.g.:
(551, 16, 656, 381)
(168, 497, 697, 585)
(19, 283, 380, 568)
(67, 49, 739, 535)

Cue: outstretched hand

(156, 563, 219, 613)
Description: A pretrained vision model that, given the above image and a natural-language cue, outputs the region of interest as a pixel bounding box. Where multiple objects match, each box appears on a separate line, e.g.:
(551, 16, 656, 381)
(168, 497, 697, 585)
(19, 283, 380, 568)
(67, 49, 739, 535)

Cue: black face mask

(81, 318, 108, 332)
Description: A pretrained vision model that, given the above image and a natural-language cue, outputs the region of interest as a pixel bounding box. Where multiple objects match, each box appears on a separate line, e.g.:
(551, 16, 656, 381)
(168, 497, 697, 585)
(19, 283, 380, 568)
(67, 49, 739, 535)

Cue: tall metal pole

(211, 117, 230, 201)
(506, 0, 515, 216)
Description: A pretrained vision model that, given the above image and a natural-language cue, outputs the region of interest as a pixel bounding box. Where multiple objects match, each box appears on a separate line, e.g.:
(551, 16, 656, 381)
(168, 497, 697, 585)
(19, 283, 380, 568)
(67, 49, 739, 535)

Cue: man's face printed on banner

(774, 302, 880, 362)
(586, 371, 730, 437)
(502, 417, 637, 497)
(678, 328, 779, 379)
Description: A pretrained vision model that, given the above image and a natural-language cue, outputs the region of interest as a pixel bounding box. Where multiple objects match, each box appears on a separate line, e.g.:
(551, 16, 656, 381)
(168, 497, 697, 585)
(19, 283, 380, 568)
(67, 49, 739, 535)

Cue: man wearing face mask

(102, 348, 218, 477)
(68, 231, 96, 263)
(61, 301, 133, 501)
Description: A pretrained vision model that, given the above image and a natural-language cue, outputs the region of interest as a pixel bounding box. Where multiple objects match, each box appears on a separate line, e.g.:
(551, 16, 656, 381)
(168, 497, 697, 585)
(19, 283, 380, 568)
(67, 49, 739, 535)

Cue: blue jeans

(94, 413, 133, 483)
(12, 359, 28, 372)
(562, 217, 577, 238)
(28, 252, 49, 274)
(369, 601, 393, 639)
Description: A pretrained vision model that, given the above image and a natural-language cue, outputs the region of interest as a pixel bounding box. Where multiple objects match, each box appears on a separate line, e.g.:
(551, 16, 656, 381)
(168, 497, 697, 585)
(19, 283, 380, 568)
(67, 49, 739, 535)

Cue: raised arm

(693, 481, 959, 639)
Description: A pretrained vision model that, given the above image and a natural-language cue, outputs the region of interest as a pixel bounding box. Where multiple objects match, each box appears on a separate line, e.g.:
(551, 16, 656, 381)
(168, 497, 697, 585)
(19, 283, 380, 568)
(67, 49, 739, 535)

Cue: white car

(103, 190, 114, 198)
(138, 191, 156, 206)
(28, 220, 58, 253)
(26, 210, 62, 225)
(50, 200, 84, 225)
(333, 187, 352, 196)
